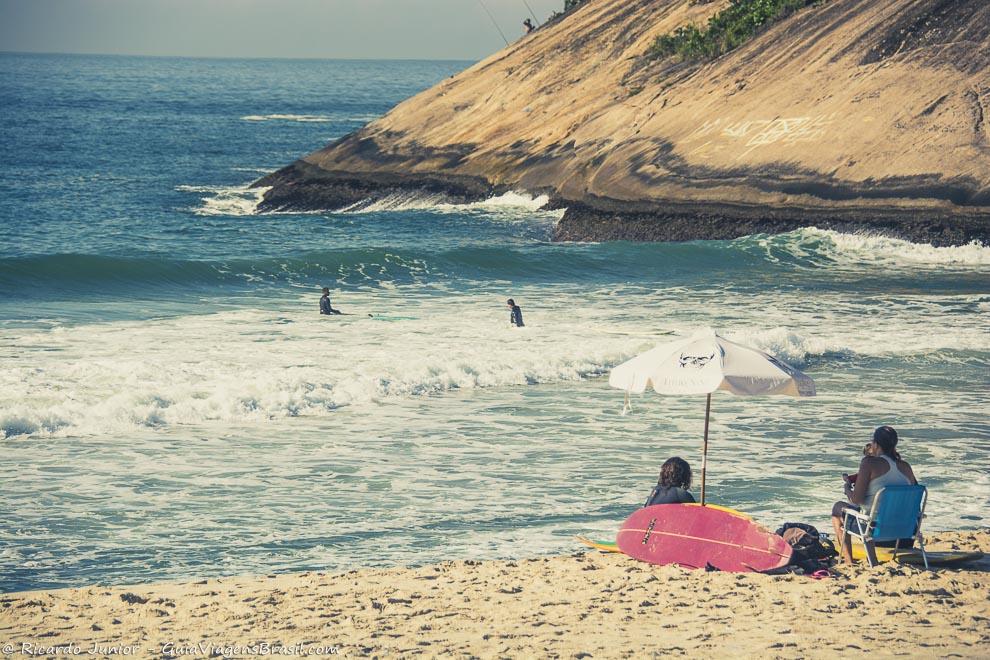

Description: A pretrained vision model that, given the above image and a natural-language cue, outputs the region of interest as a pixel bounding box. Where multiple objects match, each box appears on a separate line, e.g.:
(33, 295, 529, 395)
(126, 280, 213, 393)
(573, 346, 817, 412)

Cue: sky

(0, 0, 565, 60)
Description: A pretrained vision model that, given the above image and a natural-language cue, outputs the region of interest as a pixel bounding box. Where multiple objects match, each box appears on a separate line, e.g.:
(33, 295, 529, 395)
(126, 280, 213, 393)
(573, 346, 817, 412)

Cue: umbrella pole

(700, 393, 711, 506)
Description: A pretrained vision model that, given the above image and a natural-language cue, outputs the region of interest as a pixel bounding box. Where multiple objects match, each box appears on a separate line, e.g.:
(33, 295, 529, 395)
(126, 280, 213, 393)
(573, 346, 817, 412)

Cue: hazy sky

(0, 0, 564, 60)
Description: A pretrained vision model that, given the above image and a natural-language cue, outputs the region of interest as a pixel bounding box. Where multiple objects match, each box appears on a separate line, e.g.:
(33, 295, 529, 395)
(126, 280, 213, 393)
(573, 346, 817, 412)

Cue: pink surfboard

(616, 504, 792, 572)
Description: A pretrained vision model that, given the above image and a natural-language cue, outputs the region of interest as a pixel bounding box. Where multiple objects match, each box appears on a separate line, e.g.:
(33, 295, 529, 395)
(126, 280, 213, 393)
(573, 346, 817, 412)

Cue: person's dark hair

(873, 425, 900, 460)
(507, 299, 515, 305)
(659, 456, 691, 490)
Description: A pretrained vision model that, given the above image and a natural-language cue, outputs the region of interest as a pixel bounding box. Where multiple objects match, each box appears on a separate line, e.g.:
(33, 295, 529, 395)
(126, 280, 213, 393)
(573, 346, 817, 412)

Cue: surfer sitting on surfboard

(644, 457, 696, 506)
(320, 287, 342, 315)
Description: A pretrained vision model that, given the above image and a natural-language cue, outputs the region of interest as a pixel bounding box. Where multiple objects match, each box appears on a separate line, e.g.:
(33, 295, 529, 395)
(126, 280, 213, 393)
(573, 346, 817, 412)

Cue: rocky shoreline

(255, 162, 495, 214)
(254, 168, 990, 246)
(552, 199, 990, 246)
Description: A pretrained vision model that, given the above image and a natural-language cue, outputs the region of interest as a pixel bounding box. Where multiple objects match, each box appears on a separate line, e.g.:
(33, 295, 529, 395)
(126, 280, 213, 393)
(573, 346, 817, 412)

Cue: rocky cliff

(256, 0, 990, 246)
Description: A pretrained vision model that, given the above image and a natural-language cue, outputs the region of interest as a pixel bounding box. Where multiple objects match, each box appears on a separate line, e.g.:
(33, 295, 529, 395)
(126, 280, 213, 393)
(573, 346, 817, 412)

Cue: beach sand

(2, 530, 987, 658)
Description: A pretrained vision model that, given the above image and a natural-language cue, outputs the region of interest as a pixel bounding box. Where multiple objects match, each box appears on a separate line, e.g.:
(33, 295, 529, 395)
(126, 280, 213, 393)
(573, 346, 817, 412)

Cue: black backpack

(775, 522, 838, 572)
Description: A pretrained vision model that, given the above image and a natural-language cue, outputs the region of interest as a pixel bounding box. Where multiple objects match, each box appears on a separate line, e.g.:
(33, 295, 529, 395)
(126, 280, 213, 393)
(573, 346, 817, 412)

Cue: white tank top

(863, 455, 911, 512)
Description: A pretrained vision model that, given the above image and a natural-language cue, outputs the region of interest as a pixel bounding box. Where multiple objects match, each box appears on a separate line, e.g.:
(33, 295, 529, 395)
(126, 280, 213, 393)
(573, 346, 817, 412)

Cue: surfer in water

(645, 457, 695, 505)
(507, 298, 524, 327)
(320, 287, 342, 315)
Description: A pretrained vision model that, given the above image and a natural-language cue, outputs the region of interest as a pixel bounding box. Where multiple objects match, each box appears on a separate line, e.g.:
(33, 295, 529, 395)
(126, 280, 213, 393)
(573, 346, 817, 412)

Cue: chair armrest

(841, 507, 869, 521)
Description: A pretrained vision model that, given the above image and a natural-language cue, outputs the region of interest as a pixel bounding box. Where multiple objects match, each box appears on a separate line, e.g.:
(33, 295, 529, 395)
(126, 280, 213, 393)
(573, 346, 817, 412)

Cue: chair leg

(917, 533, 929, 570)
(864, 540, 879, 568)
(892, 538, 901, 563)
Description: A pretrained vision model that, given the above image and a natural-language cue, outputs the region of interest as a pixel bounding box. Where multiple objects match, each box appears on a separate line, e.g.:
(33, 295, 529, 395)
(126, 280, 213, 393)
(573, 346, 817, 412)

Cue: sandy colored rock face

(259, 0, 990, 245)
(1, 531, 987, 658)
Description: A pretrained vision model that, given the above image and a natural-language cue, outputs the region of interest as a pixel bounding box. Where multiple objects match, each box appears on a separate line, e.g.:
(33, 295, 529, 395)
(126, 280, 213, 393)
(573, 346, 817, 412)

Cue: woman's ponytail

(873, 425, 900, 460)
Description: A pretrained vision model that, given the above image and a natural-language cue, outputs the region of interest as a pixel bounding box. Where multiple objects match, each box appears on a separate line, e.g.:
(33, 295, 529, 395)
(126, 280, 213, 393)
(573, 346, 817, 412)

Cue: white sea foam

(3, 296, 986, 441)
(725, 320, 989, 367)
(241, 114, 335, 123)
(345, 113, 384, 123)
(178, 183, 555, 219)
(339, 191, 450, 213)
(176, 184, 269, 216)
(802, 228, 990, 267)
(464, 191, 551, 211)
(341, 190, 561, 218)
(0, 301, 633, 439)
(230, 166, 277, 174)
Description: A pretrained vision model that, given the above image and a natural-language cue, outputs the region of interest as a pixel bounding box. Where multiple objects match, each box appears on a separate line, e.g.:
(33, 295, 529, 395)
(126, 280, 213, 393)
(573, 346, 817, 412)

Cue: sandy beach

(2, 530, 987, 658)
(3, 2, 990, 658)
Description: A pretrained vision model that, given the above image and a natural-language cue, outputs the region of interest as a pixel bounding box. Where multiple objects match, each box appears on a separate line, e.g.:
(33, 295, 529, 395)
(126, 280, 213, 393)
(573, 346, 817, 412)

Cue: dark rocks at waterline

(253, 161, 493, 213)
(552, 201, 990, 247)
(253, 164, 989, 246)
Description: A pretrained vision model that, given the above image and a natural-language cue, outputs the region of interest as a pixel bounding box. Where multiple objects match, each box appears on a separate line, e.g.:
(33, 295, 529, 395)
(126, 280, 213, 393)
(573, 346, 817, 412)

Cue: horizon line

(0, 49, 479, 63)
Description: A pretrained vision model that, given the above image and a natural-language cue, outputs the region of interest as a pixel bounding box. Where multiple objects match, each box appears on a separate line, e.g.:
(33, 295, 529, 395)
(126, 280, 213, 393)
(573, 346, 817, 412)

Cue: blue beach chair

(842, 484, 929, 569)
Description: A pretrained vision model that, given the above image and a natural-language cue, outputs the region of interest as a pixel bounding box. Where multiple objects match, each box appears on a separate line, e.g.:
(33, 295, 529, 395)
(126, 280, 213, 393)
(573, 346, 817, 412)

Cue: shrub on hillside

(650, 0, 821, 60)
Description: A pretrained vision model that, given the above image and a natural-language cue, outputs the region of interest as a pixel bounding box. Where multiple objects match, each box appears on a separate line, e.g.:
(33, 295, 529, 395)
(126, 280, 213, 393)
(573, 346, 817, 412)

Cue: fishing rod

(521, 0, 542, 27)
(477, 0, 510, 47)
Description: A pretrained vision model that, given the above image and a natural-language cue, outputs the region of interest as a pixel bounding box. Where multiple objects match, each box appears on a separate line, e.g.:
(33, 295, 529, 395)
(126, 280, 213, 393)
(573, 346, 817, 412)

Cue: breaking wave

(177, 184, 556, 219)
(2, 311, 985, 440)
(5, 224, 987, 299)
(241, 114, 334, 123)
(176, 184, 270, 216)
(241, 113, 382, 124)
(339, 191, 449, 213)
(0, 308, 632, 438)
(339, 190, 557, 216)
(745, 228, 990, 268)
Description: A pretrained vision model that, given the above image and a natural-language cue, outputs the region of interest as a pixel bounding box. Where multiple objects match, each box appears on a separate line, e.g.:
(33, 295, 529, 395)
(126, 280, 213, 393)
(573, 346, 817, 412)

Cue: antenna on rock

(477, 0, 510, 47)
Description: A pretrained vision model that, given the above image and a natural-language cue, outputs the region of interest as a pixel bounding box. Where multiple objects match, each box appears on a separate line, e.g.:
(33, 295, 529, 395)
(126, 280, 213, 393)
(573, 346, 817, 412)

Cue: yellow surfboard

(847, 540, 984, 566)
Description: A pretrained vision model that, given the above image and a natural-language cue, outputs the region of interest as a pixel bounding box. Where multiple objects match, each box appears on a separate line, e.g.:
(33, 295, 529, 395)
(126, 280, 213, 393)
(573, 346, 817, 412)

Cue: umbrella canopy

(609, 328, 815, 504)
(609, 328, 815, 397)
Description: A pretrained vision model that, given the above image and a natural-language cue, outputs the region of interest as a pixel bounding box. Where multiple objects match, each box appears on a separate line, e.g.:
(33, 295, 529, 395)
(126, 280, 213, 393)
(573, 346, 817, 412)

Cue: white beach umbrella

(609, 328, 815, 504)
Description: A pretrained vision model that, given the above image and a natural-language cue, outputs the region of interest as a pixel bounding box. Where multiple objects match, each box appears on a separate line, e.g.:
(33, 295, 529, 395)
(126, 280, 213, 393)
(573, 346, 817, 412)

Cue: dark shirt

(320, 296, 334, 315)
(644, 486, 695, 507)
(510, 305, 524, 327)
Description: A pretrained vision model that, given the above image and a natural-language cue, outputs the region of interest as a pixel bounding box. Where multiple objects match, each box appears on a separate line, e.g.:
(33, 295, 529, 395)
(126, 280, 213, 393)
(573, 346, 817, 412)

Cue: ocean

(1, 53, 987, 593)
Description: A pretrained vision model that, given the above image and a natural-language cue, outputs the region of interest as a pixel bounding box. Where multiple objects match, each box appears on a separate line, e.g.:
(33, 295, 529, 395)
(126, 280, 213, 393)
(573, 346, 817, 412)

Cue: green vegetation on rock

(650, 0, 821, 61)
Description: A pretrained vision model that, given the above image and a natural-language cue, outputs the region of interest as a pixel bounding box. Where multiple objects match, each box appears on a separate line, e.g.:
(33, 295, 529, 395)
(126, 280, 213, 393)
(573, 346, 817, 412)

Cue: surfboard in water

(616, 504, 792, 572)
(368, 314, 417, 321)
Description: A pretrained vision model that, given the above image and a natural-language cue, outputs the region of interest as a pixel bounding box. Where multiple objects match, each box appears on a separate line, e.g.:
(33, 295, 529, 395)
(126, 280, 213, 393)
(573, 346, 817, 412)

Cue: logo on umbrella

(678, 352, 715, 369)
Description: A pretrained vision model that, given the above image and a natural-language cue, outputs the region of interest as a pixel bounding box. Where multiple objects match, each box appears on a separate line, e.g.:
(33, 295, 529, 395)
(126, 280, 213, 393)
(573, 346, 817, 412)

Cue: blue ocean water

(1, 53, 988, 593)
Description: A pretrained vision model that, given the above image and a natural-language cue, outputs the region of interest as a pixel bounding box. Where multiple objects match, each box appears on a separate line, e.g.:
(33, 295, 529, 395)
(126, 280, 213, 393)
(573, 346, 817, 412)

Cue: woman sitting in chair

(645, 457, 695, 506)
(831, 425, 918, 563)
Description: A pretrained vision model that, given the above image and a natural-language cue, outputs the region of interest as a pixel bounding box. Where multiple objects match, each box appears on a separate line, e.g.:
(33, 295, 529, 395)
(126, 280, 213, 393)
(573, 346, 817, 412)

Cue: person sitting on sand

(831, 425, 918, 563)
(507, 298, 524, 327)
(320, 287, 342, 315)
(523, 18, 535, 33)
(644, 457, 695, 506)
